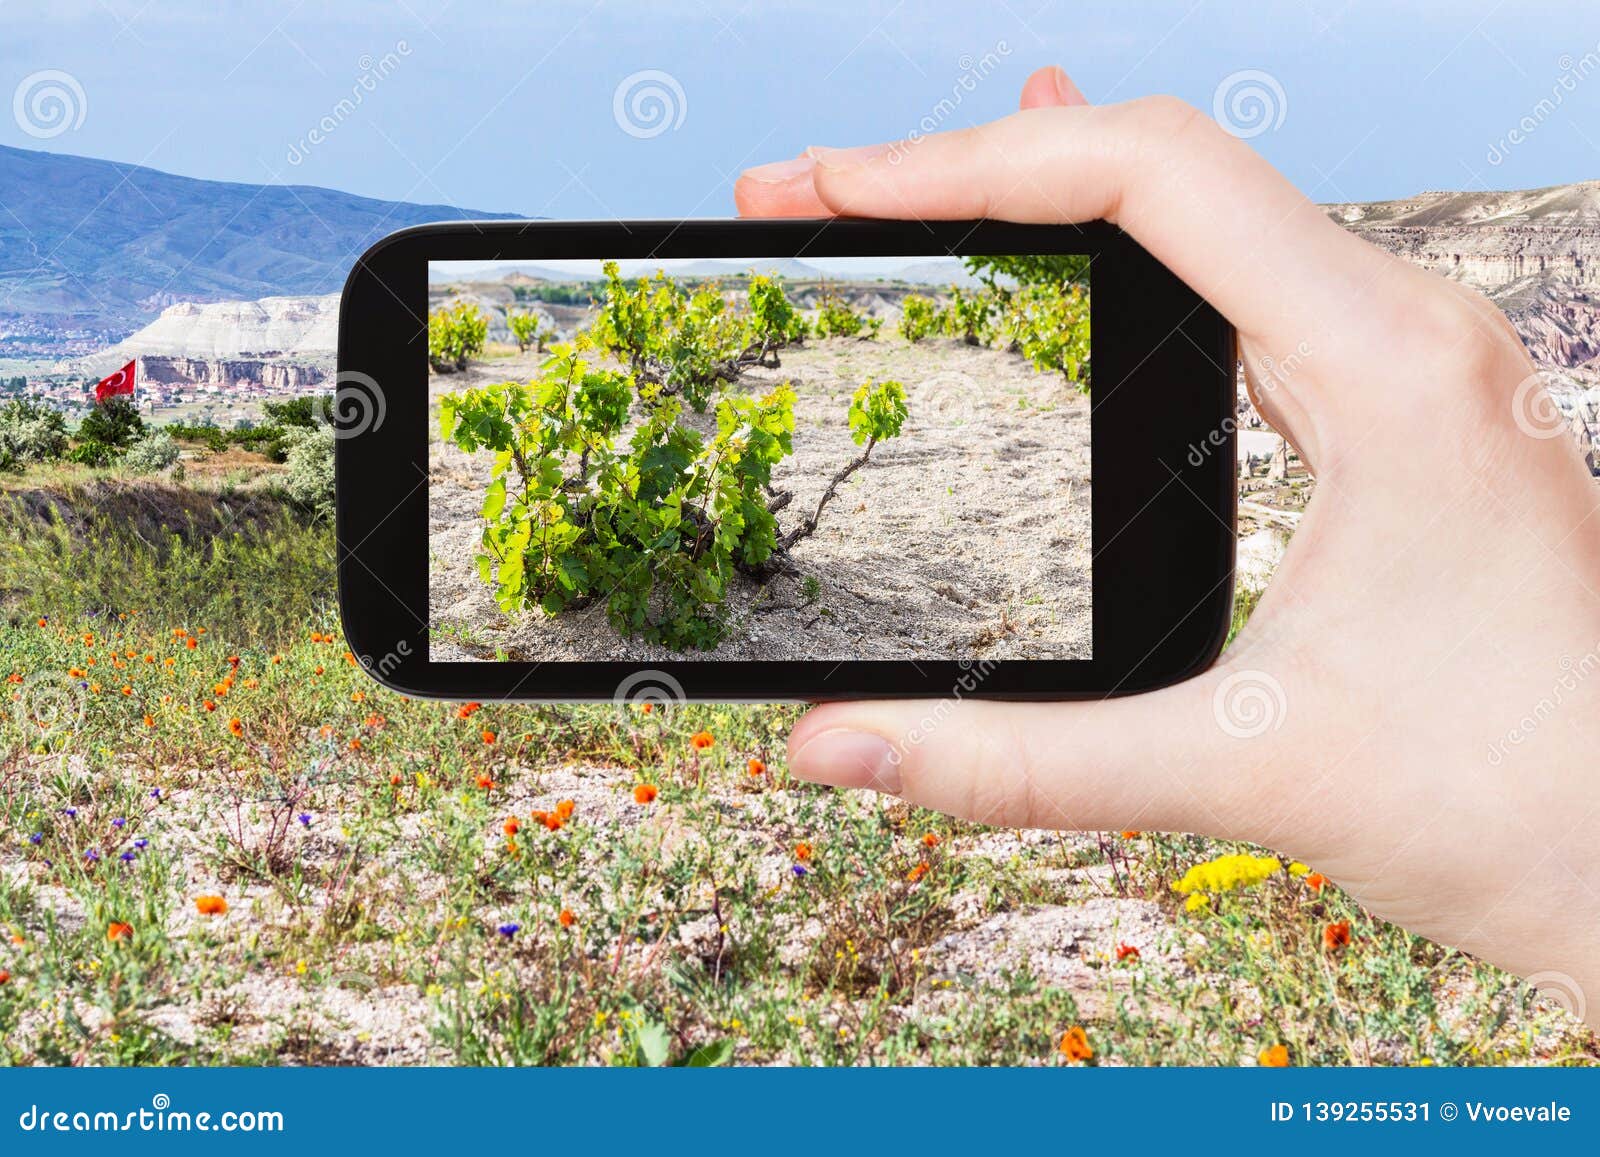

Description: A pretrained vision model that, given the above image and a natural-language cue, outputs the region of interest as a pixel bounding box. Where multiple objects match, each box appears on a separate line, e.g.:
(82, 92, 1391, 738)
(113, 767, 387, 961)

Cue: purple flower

(28, 832, 43, 845)
(149, 788, 162, 800)
(62, 808, 77, 819)
(133, 838, 148, 850)
(297, 813, 312, 827)
(84, 848, 99, 863)
(120, 850, 136, 863)
(111, 817, 126, 829)
(791, 864, 809, 877)
(496, 922, 520, 939)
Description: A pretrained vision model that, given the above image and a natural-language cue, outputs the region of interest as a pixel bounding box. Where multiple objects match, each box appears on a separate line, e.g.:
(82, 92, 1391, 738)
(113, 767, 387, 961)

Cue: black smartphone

(336, 218, 1235, 702)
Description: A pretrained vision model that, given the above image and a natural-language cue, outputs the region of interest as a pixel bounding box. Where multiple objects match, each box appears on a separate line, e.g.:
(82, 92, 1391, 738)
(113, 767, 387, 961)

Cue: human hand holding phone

(737, 66, 1600, 1024)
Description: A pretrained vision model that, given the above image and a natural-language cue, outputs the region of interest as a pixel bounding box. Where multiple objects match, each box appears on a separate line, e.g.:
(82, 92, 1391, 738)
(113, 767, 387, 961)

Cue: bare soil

(427, 336, 1092, 662)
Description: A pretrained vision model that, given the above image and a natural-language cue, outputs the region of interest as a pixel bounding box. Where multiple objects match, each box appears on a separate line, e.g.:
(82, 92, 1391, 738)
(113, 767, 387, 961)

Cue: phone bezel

(336, 218, 1235, 701)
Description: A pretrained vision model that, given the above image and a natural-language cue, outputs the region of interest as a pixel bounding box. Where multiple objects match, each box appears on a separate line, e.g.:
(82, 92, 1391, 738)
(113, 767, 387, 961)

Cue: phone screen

(425, 254, 1091, 664)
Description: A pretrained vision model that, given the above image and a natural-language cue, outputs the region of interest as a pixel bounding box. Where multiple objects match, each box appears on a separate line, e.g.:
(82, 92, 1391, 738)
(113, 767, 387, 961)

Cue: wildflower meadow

(0, 475, 1594, 1066)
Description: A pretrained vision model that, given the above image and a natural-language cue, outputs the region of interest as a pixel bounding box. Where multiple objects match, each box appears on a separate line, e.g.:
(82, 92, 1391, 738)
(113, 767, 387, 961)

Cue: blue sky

(2, 0, 1598, 214)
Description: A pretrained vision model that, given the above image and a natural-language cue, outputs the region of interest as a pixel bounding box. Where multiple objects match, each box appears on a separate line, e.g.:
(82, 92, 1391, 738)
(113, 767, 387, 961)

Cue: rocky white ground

(427, 336, 1093, 662)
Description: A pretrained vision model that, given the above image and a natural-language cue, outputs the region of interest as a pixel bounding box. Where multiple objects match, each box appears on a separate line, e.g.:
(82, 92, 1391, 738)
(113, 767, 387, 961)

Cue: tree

(77, 397, 144, 450)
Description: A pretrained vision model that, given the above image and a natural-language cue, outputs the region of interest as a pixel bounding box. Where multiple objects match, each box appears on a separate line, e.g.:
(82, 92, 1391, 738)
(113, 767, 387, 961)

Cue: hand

(735, 66, 1600, 1025)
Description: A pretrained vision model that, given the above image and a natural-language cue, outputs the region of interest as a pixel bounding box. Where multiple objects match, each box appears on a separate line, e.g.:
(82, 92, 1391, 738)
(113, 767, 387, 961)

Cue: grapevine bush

(897, 294, 939, 343)
(429, 302, 489, 373)
(506, 310, 551, 355)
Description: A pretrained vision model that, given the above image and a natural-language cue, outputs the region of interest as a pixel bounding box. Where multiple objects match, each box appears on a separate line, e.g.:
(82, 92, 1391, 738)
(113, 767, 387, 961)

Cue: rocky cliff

(62, 295, 338, 388)
(1326, 181, 1600, 374)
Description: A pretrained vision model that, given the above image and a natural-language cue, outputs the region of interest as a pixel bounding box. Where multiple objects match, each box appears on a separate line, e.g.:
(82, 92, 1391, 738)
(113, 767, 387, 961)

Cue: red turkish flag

(94, 360, 137, 403)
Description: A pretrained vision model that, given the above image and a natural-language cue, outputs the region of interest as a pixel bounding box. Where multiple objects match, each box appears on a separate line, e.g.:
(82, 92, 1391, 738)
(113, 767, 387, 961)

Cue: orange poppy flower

(690, 730, 714, 750)
(1058, 1026, 1093, 1062)
(0, 969, 9, 984)
(906, 862, 930, 883)
(747, 758, 766, 777)
(185, 637, 197, 649)
(228, 718, 243, 737)
(481, 729, 496, 745)
(633, 783, 659, 804)
(310, 631, 324, 643)
(457, 702, 482, 719)
(555, 799, 576, 821)
(639, 701, 654, 714)
(1116, 943, 1141, 962)
(475, 774, 496, 790)
(348, 737, 362, 751)
(194, 895, 229, 916)
(1323, 920, 1352, 951)
(389, 773, 403, 787)
(107, 922, 133, 942)
(142, 714, 155, 728)
(921, 832, 941, 848)
(1120, 830, 1141, 839)
(313, 665, 325, 676)
(558, 908, 576, 927)
(795, 841, 813, 861)
(503, 817, 521, 837)
(542, 813, 564, 832)
(1258, 1044, 1291, 1067)
(1304, 872, 1329, 893)
(202, 699, 216, 712)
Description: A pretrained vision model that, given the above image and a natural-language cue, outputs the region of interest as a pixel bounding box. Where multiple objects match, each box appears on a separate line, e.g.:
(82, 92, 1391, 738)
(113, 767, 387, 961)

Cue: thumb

(787, 661, 1297, 839)
(1018, 64, 1089, 110)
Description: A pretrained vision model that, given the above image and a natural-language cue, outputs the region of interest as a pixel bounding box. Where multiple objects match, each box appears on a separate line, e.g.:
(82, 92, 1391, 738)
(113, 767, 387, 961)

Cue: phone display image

(426, 255, 1092, 663)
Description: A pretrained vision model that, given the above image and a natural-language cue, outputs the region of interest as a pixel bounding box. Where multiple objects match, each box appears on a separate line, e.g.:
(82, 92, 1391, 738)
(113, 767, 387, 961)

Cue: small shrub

(506, 311, 547, 355)
(0, 398, 69, 470)
(429, 303, 489, 373)
(281, 425, 334, 517)
(942, 286, 993, 346)
(897, 294, 939, 343)
(122, 429, 180, 475)
(812, 289, 865, 339)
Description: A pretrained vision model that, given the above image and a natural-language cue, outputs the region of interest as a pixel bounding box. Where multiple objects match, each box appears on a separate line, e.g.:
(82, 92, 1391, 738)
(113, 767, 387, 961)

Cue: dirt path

(427, 335, 1092, 662)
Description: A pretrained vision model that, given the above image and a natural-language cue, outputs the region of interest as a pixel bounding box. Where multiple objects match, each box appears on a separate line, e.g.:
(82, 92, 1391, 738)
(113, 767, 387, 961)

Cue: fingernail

(1051, 66, 1083, 104)
(806, 142, 893, 171)
(740, 155, 814, 183)
(790, 729, 900, 793)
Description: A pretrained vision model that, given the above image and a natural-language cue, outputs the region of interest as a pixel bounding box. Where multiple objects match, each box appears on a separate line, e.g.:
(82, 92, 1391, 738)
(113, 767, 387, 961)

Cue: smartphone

(336, 218, 1235, 702)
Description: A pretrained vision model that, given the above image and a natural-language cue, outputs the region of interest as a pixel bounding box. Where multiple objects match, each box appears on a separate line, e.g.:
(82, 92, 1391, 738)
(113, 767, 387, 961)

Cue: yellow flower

(1171, 853, 1282, 896)
(1287, 861, 1310, 877)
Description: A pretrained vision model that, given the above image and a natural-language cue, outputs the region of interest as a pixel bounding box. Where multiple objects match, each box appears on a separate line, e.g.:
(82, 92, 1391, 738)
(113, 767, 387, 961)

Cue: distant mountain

(0, 144, 512, 343)
(1325, 181, 1600, 373)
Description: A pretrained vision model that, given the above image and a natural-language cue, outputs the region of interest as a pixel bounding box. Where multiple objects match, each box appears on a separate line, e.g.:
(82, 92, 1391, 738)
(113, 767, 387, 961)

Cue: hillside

(0, 144, 509, 350)
(1325, 181, 1600, 372)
